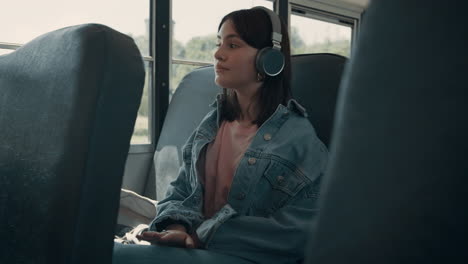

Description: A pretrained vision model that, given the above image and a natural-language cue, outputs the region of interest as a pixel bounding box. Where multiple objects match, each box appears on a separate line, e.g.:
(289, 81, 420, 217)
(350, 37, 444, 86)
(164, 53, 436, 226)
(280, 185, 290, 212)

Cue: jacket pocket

(252, 161, 307, 215)
(264, 162, 307, 196)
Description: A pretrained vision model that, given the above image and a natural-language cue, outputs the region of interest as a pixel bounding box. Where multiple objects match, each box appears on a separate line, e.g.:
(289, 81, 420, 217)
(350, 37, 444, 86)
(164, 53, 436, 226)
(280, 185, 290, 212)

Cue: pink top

(201, 120, 258, 218)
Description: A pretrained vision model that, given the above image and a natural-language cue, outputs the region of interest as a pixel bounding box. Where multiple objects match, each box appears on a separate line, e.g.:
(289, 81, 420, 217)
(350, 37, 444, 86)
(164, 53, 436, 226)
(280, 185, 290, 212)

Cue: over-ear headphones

(252, 6, 285, 77)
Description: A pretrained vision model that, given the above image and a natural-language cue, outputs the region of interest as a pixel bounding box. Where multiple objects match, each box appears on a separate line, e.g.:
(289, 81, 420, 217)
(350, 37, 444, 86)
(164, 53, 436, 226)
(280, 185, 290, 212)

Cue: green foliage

(290, 26, 306, 50)
(127, 33, 149, 117)
(128, 26, 350, 141)
(291, 39, 350, 57)
(128, 33, 149, 57)
(290, 26, 350, 57)
(128, 27, 350, 115)
(182, 34, 217, 62)
(138, 72, 149, 117)
(173, 39, 185, 58)
(170, 35, 217, 95)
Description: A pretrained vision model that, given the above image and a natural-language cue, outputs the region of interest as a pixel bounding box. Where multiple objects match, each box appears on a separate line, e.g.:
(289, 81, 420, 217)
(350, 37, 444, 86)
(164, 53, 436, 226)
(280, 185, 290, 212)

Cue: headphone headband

(251, 6, 285, 77)
(252, 6, 282, 50)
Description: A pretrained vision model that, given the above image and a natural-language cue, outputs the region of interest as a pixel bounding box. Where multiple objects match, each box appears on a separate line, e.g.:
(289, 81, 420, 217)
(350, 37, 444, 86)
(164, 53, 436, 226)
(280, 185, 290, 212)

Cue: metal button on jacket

(263, 133, 272, 141)
(277, 175, 285, 185)
(248, 157, 257, 165)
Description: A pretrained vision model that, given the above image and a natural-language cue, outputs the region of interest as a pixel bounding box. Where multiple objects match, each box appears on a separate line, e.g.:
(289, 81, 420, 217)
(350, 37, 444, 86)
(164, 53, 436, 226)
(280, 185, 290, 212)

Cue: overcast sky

(1, 0, 350, 46)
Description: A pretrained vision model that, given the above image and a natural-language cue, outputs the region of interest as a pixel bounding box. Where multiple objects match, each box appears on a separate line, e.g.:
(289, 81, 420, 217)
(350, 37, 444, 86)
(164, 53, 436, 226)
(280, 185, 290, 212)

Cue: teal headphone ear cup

(255, 47, 285, 77)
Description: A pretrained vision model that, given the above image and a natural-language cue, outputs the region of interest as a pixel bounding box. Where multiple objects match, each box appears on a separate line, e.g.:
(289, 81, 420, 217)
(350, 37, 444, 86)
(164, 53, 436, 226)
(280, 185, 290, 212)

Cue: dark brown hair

(218, 8, 292, 126)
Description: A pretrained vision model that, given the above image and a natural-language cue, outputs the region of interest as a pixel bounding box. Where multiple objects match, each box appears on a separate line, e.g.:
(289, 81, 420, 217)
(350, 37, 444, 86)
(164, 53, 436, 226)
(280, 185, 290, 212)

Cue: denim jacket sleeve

(199, 177, 322, 263)
(149, 131, 204, 233)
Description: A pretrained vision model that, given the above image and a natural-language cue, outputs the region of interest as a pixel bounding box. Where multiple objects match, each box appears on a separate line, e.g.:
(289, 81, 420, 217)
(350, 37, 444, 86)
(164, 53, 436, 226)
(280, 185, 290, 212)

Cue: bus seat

(150, 53, 346, 200)
(151, 66, 221, 200)
(0, 24, 145, 264)
(305, 0, 468, 263)
(291, 54, 346, 149)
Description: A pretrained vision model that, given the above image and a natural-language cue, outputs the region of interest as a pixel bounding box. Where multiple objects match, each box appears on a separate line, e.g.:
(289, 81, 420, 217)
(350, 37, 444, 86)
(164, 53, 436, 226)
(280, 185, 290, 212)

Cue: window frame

(0, 42, 21, 51)
(1, 1, 155, 154)
(1, 0, 362, 154)
(289, 6, 356, 57)
(129, 0, 155, 153)
(290, 0, 362, 48)
(149, 0, 362, 153)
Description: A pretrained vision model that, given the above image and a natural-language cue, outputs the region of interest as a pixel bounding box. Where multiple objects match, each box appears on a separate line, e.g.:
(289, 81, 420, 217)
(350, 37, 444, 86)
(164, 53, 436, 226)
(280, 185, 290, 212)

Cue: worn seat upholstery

(305, 0, 468, 263)
(149, 53, 346, 200)
(0, 24, 145, 264)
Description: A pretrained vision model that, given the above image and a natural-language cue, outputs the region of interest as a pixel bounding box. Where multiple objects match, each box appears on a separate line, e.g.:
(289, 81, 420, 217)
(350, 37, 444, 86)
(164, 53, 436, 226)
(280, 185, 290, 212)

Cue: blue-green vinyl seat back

(150, 53, 346, 201)
(291, 53, 346, 148)
(0, 24, 145, 264)
(305, 0, 468, 263)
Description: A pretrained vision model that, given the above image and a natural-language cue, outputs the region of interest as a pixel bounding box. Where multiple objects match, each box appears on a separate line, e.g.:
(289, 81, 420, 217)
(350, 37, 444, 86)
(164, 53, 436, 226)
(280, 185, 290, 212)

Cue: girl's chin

(215, 77, 246, 91)
(215, 77, 231, 88)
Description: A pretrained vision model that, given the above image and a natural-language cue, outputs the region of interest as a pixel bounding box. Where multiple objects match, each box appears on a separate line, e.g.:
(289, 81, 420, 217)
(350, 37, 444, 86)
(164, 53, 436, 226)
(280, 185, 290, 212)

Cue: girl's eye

(229, 43, 238, 48)
(215, 43, 221, 47)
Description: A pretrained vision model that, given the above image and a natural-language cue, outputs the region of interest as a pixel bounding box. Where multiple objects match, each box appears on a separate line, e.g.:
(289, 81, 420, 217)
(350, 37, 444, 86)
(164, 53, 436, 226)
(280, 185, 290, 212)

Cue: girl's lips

(215, 65, 229, 71)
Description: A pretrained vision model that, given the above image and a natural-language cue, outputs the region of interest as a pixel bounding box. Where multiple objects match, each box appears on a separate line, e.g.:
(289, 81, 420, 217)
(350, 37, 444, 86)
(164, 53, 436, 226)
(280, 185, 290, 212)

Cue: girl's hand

(136, 225, 196, 248)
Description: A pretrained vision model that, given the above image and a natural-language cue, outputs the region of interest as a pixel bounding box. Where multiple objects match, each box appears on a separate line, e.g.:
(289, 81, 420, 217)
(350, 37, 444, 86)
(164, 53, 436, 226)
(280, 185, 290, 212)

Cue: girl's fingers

(158, 232, 179, 242)
(185, 236, 195, 249)
(137, 230, 192, 248)
(136, 231, 167, 241)
(136, 234, 158, 241)
(142, 231, 162, 236)
(158, 233, 187, 247)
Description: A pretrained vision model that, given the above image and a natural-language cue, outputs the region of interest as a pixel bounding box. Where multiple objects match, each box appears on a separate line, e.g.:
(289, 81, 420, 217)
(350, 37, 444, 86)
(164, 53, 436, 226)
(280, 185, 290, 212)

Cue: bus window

(132, 61, 152, 144)
(290, 8, 353, 57)
(170, 0, 273, 98)
(0, 0, 152, 145)
(0, 48, 15, 56)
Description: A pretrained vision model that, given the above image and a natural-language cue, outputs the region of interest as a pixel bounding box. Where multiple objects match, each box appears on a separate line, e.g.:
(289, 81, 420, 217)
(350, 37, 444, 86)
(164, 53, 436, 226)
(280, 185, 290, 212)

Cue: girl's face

(214, 19, 259, 91)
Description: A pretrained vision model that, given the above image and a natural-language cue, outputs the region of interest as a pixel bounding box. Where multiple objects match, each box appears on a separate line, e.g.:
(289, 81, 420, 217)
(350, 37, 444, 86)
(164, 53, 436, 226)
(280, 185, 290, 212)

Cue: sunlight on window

(0, 49, 15, 56)
(131, 61, 152, 145)
(291, 14, 352, 57)
(1, 0, 152, 145)
(172, 0, 272, 59)
(0, 0, 149, 55)
(170, 0, 273, 97)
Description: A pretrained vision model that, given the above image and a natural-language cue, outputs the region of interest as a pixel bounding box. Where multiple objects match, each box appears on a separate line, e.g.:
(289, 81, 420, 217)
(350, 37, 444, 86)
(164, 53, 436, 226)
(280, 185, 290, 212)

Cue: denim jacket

(149, 95, 328, 264)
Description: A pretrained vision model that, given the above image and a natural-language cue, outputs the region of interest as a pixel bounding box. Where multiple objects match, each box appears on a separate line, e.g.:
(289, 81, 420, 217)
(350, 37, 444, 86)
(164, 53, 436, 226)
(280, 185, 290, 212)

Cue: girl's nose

(214, 48, 225, 61)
